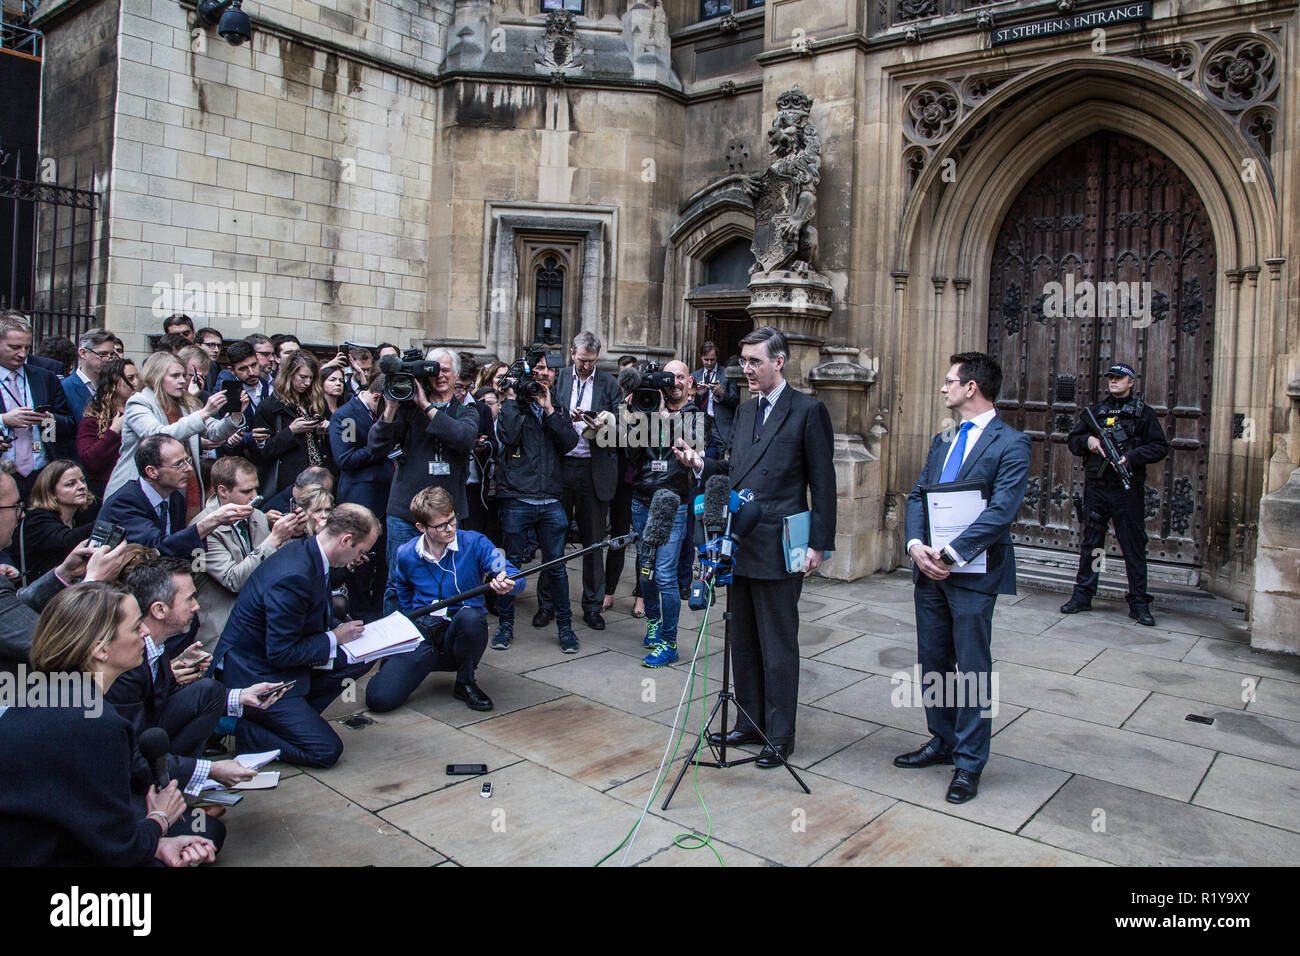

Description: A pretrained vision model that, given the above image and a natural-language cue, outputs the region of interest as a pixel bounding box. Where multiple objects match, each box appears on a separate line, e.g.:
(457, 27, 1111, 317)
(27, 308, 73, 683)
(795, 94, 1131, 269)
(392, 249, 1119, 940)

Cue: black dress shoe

(756, 742, 795, 769)
(946, 768, 981, 804)
(582, 611, 606, 630)
(706, 728, 764, 748)
(453, 682, 494, 712)
(893, 741, 954, 769)
(532, 607, 554, 628)
(1129, 606, 1156, 626)
(1060, 599, 1093, 614)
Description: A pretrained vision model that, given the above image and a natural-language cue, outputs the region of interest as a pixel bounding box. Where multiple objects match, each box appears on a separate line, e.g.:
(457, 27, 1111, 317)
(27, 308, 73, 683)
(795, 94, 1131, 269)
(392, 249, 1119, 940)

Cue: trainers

(558, 625, 580, 654)
(642, 642, 679, 668)
(643, 619, 662, 648)
(491, 622, 513, 650)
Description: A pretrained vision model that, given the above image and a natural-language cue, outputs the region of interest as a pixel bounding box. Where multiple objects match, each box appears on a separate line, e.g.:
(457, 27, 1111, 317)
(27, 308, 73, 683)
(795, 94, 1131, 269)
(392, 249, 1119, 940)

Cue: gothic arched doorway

(987, 130, 1215, 570)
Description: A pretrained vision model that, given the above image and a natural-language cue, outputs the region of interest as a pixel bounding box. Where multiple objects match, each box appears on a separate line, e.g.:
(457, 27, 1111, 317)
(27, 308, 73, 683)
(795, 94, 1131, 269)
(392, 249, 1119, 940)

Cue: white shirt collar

(139, 478, 169, 511)
(77, 368, 96, 391)
(760, 379, 787, 408)
(415, 532, 459, 562)
(963, 408, 998, 432)
(310, 535, 330, 575)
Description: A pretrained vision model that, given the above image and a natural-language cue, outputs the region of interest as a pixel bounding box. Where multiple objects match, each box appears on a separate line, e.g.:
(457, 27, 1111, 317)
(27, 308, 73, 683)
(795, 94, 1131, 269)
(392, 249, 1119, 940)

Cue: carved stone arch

(888, 60, 1280, 598)
(666, 176, 756, 363)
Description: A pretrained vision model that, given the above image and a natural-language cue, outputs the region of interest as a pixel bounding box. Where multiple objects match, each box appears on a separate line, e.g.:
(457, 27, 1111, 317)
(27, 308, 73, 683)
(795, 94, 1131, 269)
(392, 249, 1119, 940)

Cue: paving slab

(482, 629, 606, 672)
(809, 673, 1026, 737)
(992, 603, 1074, 636)
(609, 767, 896, 867)
(811, 633, 919, 676)
(814, 802, 1105, 866)
(817, 600, 919, 634)
(796, 618, 879, 657)
(794, 590, 862, 623)
(460, 696, 690, 792)
(992, 660, 1150, 726)
(1078, 648, 1255, 710)
(1122, 693, 1300, 770)
(797, 655, 874, 704)
(990, 630, 1102, 674)
(304, 708, 522, 812)
(992, 709, 1216, 801)
(810, 726, 1071, 832)
(402, 663, 569, 728)
(1181, 637, 1300, 684)
(1191, 753, 1300, 834)
(1021, 774, 1300, 866)
(1039, 616, 1200, 660)
(525, 648, 720, 718)
(215, 772, 447, 867)
(380, 759, 724, 867)
(1245, 677, 1300, 723)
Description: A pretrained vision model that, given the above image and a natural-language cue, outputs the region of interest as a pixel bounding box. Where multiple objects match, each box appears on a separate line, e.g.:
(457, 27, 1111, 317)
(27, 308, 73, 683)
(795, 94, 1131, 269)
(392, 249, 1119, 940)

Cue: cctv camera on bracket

(195, 0, 251, 46)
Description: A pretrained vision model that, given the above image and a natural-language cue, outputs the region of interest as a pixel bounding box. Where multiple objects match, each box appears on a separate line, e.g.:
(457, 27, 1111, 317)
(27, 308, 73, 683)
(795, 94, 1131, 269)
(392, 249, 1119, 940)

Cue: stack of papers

(340, 611, 424, 665)
(200, 749, 283, 793)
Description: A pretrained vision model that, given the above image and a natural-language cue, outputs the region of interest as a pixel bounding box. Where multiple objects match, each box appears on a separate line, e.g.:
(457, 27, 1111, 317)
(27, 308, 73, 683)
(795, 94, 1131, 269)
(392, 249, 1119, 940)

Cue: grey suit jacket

(701, 384, 837, 579)
(0, 570, 67, 671)
(554, 366, 620, 501)
(190, 503, 284, 651)
(904, 415, 1032, 595)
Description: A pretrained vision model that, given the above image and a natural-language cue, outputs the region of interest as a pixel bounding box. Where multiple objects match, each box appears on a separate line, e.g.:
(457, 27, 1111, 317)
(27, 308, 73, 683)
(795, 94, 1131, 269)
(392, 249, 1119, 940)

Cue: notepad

(340, 611, 425, 665)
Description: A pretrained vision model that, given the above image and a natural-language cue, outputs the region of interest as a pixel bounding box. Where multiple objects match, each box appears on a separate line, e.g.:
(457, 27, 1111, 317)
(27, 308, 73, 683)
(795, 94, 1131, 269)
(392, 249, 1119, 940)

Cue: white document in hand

(235, 750, 281, 770)
(340, 611, 425, 664)
(925, 488, 988, 574)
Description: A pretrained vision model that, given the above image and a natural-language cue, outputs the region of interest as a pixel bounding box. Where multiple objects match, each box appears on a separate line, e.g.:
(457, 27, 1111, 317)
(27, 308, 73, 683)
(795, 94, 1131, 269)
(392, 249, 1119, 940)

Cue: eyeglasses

(0, 501, 25, 520)
(426, 517, 456, 533)
(87, 349, 116, 360)
(943, 377, 969, 387)
(454, 382, 469, 393)
(162, 456, 194, 470)
(739, 358, 768, 371)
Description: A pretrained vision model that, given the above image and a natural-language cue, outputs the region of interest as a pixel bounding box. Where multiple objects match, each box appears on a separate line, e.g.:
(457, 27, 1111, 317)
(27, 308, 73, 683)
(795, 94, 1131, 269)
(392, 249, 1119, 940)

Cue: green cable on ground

(594, 579, 725, 867)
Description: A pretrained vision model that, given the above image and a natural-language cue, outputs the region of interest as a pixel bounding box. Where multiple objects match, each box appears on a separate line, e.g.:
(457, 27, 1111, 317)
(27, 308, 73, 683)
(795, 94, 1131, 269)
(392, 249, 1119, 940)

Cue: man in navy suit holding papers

(900, 352, 1031, 804)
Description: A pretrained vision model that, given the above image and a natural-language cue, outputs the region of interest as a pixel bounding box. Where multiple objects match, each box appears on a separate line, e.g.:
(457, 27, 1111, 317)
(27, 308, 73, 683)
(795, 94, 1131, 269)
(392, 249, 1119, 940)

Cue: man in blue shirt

(365, 486, 523, 713)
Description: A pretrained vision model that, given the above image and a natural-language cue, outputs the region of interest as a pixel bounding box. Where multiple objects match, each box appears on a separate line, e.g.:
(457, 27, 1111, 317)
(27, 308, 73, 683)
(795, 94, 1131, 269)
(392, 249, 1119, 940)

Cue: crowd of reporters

(0, 310, 739, 866)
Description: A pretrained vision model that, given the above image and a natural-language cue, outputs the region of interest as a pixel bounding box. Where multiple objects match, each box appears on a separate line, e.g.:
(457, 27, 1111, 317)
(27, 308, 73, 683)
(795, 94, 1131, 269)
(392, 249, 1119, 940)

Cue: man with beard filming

(626, 360, 708, 668)
(366, 348, 477, 614)
(490, 347, 581, 654)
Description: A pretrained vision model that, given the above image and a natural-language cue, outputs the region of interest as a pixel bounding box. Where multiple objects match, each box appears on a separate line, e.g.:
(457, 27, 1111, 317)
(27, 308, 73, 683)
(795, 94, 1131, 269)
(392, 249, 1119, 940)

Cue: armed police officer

(1060, 362, 1169, 626)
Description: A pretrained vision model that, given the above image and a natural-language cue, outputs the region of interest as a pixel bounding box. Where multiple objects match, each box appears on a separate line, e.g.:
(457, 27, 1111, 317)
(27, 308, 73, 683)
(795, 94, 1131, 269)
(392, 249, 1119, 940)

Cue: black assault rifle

(1081, 407, 1133, 491)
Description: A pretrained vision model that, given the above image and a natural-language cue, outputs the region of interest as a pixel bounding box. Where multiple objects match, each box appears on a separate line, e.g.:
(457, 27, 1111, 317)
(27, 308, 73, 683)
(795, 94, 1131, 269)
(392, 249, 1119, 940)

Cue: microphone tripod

(404, 533, 637, 618)
(661, 538, 810, 810)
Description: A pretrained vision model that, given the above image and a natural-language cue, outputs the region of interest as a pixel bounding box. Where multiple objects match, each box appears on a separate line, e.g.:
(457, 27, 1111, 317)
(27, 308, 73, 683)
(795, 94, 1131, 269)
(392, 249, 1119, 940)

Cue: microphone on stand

(639, 488, 680, 581)
(701, 475, 730, 564)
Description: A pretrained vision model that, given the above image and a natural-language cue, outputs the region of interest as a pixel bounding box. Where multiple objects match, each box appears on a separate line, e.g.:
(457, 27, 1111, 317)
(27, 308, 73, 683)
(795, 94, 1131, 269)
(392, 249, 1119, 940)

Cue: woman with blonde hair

(14, 459, 96, 583)
(0, 582, 217, 866)
(252, 349, 336, 497)
(295, 482, 334, 536)
(104, 350, 246, 515)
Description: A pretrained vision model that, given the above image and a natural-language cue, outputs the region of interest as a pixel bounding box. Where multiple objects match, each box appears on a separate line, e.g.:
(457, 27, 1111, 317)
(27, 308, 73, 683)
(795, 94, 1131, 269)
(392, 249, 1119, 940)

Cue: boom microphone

(640, 488, 680, 573)
(378, 354, 404, 377)
(139, 727, 171, 792)
(617, 366, 641, 395)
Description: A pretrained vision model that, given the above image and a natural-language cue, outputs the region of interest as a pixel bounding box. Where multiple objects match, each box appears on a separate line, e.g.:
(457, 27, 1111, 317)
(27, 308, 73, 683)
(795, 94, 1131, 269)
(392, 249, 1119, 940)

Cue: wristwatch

(423, 402, 436, 416)
(939, 549, 957, 566)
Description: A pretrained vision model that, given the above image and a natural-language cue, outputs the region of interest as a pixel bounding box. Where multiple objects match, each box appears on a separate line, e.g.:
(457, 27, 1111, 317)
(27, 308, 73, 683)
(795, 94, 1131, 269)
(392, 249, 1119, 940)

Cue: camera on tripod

(379, 348, 446, 404)
(629, 362, 676, 414)
(500, 348, 549, 402)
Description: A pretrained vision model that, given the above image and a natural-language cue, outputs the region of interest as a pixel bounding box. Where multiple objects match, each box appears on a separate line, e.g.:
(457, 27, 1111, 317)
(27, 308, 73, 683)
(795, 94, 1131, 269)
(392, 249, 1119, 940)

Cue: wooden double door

(986, 131, 1215, 566)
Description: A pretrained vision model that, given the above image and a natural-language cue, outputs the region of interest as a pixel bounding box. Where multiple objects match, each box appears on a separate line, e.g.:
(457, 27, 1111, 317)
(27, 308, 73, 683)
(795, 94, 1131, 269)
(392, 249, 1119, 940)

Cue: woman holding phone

(251, 350, 336, 498)
(104, 351, 247, 516)
(77, 358, 136, 503)
(0, 582, 218, 866)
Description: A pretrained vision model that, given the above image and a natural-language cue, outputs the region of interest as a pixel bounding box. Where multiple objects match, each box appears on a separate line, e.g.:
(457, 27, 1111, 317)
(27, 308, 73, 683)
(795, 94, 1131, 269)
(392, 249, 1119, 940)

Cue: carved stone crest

(535, 9, 584, 72)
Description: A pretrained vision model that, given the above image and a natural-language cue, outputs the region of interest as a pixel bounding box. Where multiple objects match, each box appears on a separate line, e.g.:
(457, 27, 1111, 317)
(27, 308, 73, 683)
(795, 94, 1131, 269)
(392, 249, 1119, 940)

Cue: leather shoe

(755, 742, 795, 769)
(893, 741, 954, 769)
(1060, 599, 1093, 614)
(1129, 606, 1156, 626)
(582, 611, 606, 630)
(707, 727, 763, 748)
(531, 607, 554, 628)
(453, 682, 494, 712)
(946, 768, 981, 804)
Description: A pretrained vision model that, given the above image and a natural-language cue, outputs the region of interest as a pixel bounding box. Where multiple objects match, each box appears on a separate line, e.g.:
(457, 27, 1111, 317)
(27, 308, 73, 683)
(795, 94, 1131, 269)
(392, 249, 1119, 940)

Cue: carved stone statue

(744, 86, 821, 274)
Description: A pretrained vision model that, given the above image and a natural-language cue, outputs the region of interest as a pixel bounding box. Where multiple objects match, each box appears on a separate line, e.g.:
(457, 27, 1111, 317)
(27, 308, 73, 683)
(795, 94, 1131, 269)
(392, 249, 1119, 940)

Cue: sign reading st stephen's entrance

(991, 2, 1152, 46)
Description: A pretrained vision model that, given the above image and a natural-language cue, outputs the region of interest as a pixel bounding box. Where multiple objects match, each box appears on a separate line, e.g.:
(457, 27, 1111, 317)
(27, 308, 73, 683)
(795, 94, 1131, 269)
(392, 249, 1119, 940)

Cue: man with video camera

(490, 346, 581, 654)
(625, 359, 708, 667)
(366, 347, 478, 615)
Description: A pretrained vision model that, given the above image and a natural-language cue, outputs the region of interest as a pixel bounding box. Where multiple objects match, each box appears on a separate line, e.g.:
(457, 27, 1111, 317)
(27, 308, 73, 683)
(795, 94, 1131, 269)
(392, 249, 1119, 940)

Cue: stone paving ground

(211, 570, 1300, 867)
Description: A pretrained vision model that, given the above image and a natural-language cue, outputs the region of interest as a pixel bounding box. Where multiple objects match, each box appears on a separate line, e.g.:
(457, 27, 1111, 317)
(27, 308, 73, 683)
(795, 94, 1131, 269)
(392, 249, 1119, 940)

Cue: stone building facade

(27, 0, 1300, 651)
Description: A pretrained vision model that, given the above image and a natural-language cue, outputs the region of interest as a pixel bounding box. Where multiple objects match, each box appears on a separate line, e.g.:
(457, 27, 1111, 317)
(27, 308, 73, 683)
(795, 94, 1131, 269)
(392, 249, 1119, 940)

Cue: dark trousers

(913, 576, 997, 773)
(342, 527, 386, 622)
(728, 574, 803, 746)
(157, 678, 225, 759)
(365, 608, 489, 712)
(498, 499, 571, 627)
(678, 506, 696, 598)
(1071, 482, 1151, 608)
(234, 660, 372, 768)
(545, 457, 609, 616)
(604, 478, 635, 598)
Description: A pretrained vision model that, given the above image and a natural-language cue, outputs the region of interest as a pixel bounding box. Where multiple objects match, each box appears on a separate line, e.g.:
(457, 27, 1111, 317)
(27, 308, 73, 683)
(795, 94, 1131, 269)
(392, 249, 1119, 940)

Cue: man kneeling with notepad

(366, 487, 523, 714)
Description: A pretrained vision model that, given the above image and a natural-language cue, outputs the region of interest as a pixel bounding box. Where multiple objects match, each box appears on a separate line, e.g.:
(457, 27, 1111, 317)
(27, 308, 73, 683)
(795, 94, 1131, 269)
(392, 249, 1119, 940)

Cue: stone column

(1251, 378, 1300, 655)
(745, 268, 832, 389)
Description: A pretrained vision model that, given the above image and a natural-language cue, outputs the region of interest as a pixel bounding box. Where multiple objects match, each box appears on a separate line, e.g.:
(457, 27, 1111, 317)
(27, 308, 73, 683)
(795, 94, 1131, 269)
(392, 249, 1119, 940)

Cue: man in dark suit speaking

(899, 351, 1031, 804)
(212, 503, 380, 767)
(674, 326, 836, 768)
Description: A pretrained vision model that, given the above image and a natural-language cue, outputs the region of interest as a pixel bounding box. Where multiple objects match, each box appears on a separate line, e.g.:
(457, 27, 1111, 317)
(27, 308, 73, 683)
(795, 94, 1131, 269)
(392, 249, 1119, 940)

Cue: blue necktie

(939, 421, 974, 483)
(156, 500, 170, 536)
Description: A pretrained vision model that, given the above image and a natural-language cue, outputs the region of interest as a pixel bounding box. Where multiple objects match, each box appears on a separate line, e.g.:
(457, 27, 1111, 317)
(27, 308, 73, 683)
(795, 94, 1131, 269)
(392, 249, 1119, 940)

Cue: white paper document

(232, 771, 280, 790)
(235, 750, 280, 771)
(924, 488, 988, 574)
(340, 611, 425, 665)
